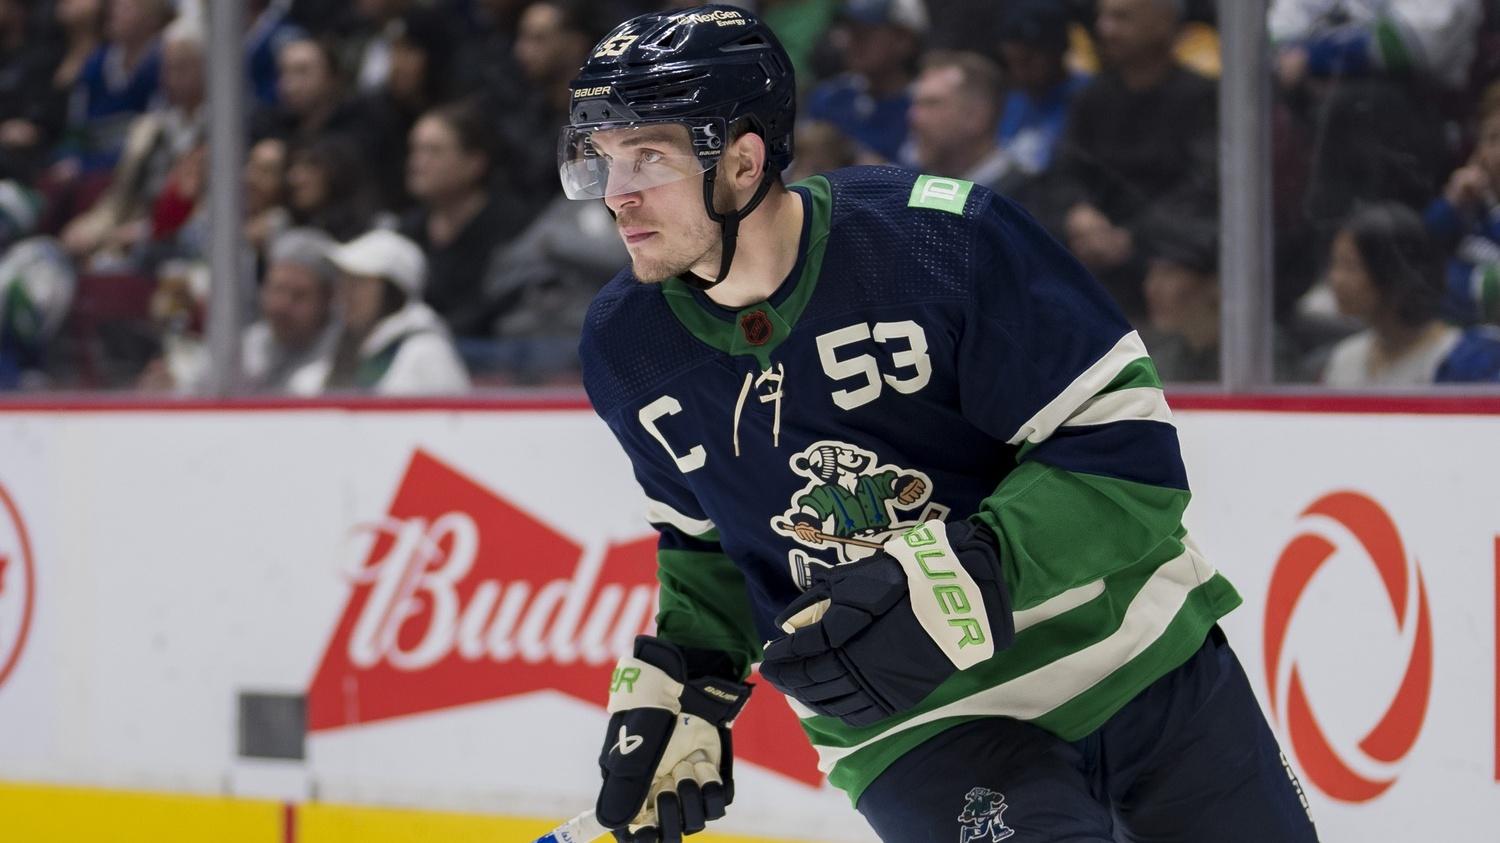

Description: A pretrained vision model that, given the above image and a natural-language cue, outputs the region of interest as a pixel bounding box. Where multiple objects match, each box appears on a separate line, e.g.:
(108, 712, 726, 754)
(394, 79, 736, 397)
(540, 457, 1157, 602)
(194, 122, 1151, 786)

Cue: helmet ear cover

(692, 118, 776, 290)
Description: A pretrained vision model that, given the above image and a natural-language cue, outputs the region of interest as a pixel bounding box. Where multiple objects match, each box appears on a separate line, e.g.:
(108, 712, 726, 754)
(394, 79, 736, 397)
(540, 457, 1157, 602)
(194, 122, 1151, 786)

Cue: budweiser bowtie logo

(308, 449, 820, 786)
(0, 480, 36, 694)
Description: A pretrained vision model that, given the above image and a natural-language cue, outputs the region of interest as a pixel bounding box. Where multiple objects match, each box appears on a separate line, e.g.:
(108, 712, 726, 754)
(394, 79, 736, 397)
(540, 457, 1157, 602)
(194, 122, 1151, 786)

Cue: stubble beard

(628, 216, 721, 284)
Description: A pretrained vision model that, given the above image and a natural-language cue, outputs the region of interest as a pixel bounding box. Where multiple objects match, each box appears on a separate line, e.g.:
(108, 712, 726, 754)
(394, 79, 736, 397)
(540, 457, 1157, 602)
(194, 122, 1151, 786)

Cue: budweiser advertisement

(0, 405, 1497, 840)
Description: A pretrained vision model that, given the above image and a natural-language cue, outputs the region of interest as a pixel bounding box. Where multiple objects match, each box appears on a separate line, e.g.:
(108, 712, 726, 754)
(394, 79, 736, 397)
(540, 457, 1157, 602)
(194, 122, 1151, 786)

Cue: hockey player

(563, 6, 1320, 841)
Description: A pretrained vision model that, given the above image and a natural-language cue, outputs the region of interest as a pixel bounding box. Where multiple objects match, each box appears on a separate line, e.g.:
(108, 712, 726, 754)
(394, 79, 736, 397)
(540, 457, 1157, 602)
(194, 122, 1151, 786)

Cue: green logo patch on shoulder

(908, 175, 974, 215)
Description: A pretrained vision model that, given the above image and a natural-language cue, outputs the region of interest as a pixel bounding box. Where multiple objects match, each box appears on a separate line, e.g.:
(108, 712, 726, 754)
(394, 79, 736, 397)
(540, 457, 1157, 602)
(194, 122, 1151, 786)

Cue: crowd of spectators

(0, 0, 1497, 394)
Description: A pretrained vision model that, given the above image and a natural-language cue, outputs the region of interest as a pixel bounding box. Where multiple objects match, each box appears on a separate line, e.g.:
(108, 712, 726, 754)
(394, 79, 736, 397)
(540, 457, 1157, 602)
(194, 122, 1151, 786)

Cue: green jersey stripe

(1013, 580, 1106, 631)
(822, 570, 1239, 804)
(1005, 331, 1150, 446)
(1100, 356, 1164, 393)
(798, 533, 1190, 750)
(657, 547, 763, 677)
(806, 544, 1236, 770)
(977, 463, 1190, 611)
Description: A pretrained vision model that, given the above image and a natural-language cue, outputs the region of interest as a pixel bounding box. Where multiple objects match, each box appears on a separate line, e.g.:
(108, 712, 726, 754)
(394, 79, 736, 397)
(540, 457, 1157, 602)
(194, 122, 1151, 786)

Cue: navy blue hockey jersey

(580, 166, 1240, 802)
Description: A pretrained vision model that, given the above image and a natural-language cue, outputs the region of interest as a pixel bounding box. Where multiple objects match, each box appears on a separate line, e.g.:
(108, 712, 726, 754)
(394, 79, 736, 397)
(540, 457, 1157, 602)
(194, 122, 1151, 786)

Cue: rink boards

(0, 396, 1496, 841)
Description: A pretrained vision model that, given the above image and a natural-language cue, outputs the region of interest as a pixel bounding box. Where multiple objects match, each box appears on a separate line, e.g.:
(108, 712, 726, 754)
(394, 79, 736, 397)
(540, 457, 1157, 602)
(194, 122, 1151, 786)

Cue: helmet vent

(642, 23, 690, 52)
(724, 33, 768, 52)
(619, 70, 713, 113)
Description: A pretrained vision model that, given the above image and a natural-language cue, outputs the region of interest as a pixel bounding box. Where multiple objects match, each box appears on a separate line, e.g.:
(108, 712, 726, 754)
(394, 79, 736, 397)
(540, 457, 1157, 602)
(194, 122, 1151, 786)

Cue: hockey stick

(773, 499, 950, 551)
(771, 520, 884, 549)
(530, 809, 606, 842)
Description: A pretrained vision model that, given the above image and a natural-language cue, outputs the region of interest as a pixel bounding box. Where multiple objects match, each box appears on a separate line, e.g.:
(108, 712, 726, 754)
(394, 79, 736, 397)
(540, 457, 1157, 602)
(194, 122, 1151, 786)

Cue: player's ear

(727, 130, 767, 189)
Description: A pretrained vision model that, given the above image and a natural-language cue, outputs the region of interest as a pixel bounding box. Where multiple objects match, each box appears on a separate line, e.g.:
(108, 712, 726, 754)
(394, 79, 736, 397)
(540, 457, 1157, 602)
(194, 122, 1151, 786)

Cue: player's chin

(629, 253, 683, 285)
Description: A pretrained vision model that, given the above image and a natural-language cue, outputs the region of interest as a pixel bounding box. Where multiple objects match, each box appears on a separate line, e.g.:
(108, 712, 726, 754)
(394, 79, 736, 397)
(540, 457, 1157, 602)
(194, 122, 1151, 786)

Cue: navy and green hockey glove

(596, 636, 752, 843)
(759, 519, 1014, 727)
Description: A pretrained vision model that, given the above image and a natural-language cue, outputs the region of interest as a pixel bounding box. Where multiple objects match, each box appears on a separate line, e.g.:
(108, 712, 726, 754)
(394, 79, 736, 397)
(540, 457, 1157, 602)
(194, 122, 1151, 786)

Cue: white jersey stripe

(809, 544, 1217, 773)
(1005, 332, 1150, 446)
(1062, 386, 1173, 430)
(644, 497, 716, 537)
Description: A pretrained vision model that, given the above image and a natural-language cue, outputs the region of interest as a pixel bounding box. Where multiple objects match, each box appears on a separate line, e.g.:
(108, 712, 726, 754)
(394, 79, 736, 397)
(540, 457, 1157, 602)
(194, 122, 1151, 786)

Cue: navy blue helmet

(559, 5, 796, 202)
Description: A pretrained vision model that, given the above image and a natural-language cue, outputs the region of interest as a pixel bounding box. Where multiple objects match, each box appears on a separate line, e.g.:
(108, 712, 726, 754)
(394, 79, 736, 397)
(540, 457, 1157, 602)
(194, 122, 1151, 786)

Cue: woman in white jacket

(320, 228, 470, 394)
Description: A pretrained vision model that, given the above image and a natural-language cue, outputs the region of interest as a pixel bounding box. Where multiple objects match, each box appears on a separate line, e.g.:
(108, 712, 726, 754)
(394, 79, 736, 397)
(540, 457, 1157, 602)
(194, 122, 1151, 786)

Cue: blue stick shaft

(532, 809, 607, 843)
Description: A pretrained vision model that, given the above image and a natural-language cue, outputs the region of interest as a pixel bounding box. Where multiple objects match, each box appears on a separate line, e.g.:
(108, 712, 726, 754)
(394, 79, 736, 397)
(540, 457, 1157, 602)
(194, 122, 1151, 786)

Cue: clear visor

(558, 121, 722, 200)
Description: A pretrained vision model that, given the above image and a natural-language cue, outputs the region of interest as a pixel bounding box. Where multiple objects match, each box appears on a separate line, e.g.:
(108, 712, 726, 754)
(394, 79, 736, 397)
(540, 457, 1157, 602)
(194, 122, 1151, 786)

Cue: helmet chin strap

(684, 165, 774, 290)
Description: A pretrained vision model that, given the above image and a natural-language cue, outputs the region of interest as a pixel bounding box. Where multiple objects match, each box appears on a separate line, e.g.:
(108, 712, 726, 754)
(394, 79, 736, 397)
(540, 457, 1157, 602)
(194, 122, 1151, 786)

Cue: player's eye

(637, 150, 664, 167)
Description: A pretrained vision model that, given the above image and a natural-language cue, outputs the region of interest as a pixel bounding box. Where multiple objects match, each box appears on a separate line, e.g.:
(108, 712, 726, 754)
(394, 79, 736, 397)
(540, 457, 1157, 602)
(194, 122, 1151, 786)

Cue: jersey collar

(660, 174, 832, 369)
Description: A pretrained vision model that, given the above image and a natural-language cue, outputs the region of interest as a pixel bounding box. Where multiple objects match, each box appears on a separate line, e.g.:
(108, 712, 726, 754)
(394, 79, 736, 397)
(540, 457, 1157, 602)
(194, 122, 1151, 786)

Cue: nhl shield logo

(740, 309, 773, 346)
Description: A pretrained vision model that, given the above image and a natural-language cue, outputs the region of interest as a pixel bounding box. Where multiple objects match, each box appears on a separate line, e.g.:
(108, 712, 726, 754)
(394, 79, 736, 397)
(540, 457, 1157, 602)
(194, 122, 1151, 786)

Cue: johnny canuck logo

(771, 441, 946, 587)
(958, 787, 1015, 842)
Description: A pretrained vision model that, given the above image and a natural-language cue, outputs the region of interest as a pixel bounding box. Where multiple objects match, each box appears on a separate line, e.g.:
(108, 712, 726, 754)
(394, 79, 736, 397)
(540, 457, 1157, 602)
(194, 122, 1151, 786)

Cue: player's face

(593, 126, 721, 284)
(1328, 230, 1379, 321)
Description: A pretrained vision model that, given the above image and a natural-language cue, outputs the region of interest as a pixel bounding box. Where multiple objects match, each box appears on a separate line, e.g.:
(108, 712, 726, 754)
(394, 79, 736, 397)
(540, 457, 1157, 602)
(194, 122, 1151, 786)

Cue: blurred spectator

(243, 137, 291, 264)
(1141, 218, 1221, 382)
(0, 0, 64, 183)
(359, 6, 456, 210)
(400, 100, 528, 341)
(351, 0, 415, 94)
(806, 0, 927, 166)
(61, 0, 173, 175)
(450, 0, 528, 111)
(246, 0, 307, 107)
(786, 119, 858, 183)
(482, 193, 627, 384)
(0, 237, 76, 389)
(505, 0, 604, 210)
(1041, 0, 1218, 323)
(51, 0, 105, 100)
(285, 134, 382, 241)
(994, 0, 1088, 178)
(60, 13, 204, 272)
(251, 36, 364, 145)
(322, 228, 470, 394)
(907, 51, 1021, 195)
(1425, 84, 1500, 325)
(761, 0, 840, 91)
(1322, 202, 1500, 386)
(241, 227, 340, 394)
(1270, 0, 1483, 92)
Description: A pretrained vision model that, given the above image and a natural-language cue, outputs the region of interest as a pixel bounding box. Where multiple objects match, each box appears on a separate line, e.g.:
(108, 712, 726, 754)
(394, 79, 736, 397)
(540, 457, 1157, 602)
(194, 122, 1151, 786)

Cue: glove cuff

(682, 675, 752, 726)
(883, 519, 1006, 670)
(621, 636, 752, 725)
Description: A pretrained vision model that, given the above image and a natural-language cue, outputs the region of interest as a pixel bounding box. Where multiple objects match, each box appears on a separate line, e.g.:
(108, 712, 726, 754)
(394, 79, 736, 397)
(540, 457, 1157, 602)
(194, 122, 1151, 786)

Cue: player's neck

(701, 185, 805, 310)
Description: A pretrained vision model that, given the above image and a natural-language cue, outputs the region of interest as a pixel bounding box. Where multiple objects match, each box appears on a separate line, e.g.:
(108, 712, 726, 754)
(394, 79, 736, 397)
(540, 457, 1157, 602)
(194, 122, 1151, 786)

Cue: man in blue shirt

(994, 0, 1088, 177)
(804, 0, 926, 166)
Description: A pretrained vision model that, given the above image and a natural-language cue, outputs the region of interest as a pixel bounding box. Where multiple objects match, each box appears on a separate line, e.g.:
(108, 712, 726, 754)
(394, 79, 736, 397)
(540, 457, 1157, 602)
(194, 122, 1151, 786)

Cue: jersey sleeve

(956, 192, 1191, 612)
(603, 412, 763, 679)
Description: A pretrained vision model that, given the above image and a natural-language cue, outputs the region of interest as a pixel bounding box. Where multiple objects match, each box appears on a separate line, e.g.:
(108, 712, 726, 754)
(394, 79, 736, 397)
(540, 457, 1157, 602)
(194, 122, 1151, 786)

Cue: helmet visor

(558, 121, 723, 200)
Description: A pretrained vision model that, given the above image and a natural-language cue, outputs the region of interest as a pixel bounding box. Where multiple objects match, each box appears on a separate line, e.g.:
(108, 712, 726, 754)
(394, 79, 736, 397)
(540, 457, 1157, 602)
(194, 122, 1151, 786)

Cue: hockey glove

(596, 636, 752, 843)
(760, 519, 1013, 727)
